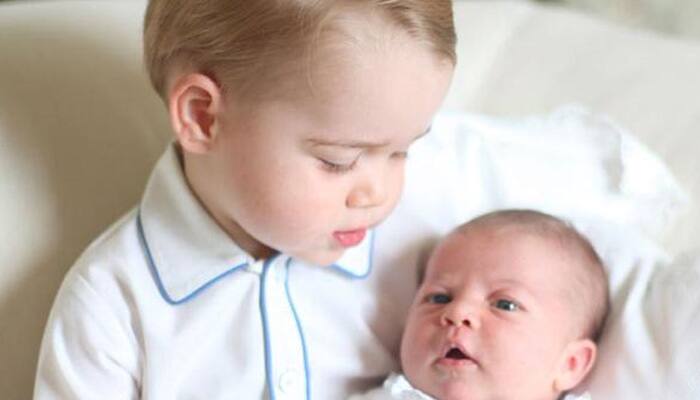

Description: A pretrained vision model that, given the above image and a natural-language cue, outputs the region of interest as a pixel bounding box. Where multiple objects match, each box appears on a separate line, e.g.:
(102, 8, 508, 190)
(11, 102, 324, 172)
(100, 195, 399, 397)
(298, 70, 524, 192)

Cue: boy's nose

(346, 177, 386, 209)
(441, 302, 479, 329)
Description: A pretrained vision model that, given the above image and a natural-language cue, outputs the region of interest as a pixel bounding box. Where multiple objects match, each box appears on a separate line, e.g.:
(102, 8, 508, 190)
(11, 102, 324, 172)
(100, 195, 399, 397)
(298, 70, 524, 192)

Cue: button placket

(246, 258, 264, 275)
(278, 368, 302, 394)
(260, 256, 308, 400)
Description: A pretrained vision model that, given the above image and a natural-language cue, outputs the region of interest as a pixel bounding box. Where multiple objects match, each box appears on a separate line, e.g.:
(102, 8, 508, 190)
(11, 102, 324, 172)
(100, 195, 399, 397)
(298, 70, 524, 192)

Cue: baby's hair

(143, 0, 456, 101)
(420, 209, 610, 342)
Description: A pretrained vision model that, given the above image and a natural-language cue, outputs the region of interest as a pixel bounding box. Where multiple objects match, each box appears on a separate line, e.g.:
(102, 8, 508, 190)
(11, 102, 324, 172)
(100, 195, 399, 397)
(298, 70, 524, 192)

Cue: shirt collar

(138, 143, 372, 304)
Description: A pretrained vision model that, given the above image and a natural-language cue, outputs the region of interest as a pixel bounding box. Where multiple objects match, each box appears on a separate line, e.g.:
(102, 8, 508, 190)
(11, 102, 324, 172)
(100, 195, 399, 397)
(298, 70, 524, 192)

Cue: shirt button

(246, 259, 263, 275)
(278, 369, 301, 394)
(275, 268, 286, 284)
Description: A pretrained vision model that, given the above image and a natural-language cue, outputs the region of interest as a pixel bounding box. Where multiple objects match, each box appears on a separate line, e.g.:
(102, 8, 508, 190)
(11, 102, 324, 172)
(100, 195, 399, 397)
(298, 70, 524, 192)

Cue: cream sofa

(1, 1, 698, 399)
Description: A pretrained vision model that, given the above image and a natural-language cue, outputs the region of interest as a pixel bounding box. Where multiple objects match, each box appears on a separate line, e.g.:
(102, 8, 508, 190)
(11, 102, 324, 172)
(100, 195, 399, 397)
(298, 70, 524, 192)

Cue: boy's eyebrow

(307, 125, 432, 149)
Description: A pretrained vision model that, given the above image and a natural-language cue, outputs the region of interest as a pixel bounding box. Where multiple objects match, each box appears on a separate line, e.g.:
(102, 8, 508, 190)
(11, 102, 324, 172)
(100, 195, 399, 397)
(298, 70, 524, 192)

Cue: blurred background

(1, 0, 698, 40)
(536, 0, 700, 40)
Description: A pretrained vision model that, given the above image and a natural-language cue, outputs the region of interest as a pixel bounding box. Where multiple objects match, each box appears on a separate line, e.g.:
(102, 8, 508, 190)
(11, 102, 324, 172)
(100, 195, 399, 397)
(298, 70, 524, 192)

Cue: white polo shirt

(35, 143, 436, 400)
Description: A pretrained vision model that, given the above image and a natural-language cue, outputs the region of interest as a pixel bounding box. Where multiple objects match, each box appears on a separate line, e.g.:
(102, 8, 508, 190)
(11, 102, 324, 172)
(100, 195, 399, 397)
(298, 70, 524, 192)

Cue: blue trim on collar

(137, 210, 248, 305)
(284, 258, 311, 399)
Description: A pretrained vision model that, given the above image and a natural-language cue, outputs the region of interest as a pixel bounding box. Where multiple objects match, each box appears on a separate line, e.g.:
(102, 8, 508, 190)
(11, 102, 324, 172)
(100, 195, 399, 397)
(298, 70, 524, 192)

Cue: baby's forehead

(425, 227, 581, 287)
(446, 224, 572, 260)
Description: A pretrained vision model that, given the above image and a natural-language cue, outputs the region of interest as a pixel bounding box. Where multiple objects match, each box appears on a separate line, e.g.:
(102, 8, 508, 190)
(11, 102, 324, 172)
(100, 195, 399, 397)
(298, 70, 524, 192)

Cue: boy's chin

(288, 248, 345, 267)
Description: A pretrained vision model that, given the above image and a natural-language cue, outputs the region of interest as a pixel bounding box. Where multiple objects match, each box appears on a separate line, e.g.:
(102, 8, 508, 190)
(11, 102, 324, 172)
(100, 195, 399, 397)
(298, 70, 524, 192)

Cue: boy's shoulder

(60, 208, 147, 300)
(60, 143, 186, 305)
(77, 208, 141, 264)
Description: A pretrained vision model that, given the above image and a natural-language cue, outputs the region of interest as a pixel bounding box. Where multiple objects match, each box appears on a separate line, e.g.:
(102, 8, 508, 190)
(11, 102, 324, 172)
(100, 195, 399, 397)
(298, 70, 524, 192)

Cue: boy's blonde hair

(143, 0, 456, 101)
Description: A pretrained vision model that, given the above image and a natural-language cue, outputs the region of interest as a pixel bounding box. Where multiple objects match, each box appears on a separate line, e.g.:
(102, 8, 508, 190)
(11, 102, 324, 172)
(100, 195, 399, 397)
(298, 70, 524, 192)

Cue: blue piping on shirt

(285, 258, 311, 399)
(138, 207, 373, 305)
(136, 205, 360, 399)
(260, 256, 278, 400)
(136, 210, 248, 305)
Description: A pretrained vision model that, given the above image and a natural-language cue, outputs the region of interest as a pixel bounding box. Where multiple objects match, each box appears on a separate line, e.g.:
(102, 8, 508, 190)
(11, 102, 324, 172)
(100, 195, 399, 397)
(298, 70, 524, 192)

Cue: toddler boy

(34, 1, 455, 399)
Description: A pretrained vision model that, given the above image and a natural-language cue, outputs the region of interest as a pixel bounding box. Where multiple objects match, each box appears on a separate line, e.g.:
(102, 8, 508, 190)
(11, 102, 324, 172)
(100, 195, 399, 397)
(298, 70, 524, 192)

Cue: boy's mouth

(333, 229, 366, 247)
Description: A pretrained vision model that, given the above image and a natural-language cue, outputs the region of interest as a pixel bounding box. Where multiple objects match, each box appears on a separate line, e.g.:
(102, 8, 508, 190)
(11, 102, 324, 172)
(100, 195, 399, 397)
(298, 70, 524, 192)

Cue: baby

(353, 209, 609, 400)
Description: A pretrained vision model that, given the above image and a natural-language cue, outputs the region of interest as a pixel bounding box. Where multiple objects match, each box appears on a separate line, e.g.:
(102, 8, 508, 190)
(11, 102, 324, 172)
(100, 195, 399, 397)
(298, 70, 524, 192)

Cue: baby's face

(401, 227, 581, 400)
(203, 27, 453, 265)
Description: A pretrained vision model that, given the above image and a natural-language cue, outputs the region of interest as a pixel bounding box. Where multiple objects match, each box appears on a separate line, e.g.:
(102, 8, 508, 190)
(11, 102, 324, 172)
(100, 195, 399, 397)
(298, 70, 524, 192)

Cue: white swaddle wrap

(348, 373, 592, 400)
(365, 107, 697, 399)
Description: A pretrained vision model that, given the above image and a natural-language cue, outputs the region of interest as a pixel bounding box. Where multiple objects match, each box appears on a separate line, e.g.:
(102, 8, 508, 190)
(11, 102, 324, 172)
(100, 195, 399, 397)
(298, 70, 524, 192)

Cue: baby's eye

(427, 293, 452, 304)
(319, 158, 357, 174)
(492, 299, 519, 312)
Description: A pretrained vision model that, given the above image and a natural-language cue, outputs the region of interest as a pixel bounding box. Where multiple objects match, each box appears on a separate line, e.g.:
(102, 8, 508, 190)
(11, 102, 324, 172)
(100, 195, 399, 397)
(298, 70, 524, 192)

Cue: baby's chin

(407, 363, 564, 400)
(424, 382, 560, 400)
(424, 382, 475, 400)
(411, 372, 477, 400)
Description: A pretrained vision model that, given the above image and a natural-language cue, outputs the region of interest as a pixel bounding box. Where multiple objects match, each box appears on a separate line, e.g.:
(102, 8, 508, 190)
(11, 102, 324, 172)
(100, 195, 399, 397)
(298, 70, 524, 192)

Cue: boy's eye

(391, 151, 409, 160)
(427, 293, 452, 304)
(492, 299, 519, 312)
(319, 158, 357, 174)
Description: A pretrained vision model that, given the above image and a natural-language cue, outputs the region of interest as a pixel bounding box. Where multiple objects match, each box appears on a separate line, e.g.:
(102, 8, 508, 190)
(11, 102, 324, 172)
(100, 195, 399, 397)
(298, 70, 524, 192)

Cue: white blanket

(394, 107, 697, 398)
(349, 373, 592, 399)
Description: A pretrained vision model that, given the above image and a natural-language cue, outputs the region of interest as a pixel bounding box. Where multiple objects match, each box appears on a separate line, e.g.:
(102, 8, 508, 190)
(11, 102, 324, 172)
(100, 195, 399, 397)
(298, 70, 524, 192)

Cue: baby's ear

(552, 339, 597, 393)
(167, 73, 223, 154)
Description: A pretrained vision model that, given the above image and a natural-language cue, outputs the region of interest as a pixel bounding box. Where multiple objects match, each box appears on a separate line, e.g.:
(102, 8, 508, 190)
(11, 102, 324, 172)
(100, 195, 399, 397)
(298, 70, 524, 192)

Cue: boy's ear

(552, 339, 597, 393)
(168, 73, 224, 154)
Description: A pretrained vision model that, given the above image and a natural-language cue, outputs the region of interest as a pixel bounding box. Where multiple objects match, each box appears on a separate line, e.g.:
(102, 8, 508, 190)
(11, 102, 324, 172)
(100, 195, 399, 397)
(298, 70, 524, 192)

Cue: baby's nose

(441, 303, 479, 329)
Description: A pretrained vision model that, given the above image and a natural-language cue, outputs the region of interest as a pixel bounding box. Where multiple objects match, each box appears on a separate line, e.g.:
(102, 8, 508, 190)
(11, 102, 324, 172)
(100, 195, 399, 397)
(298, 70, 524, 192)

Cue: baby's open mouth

(438, 345, 478, 368)
(445, 347, 469, 360)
